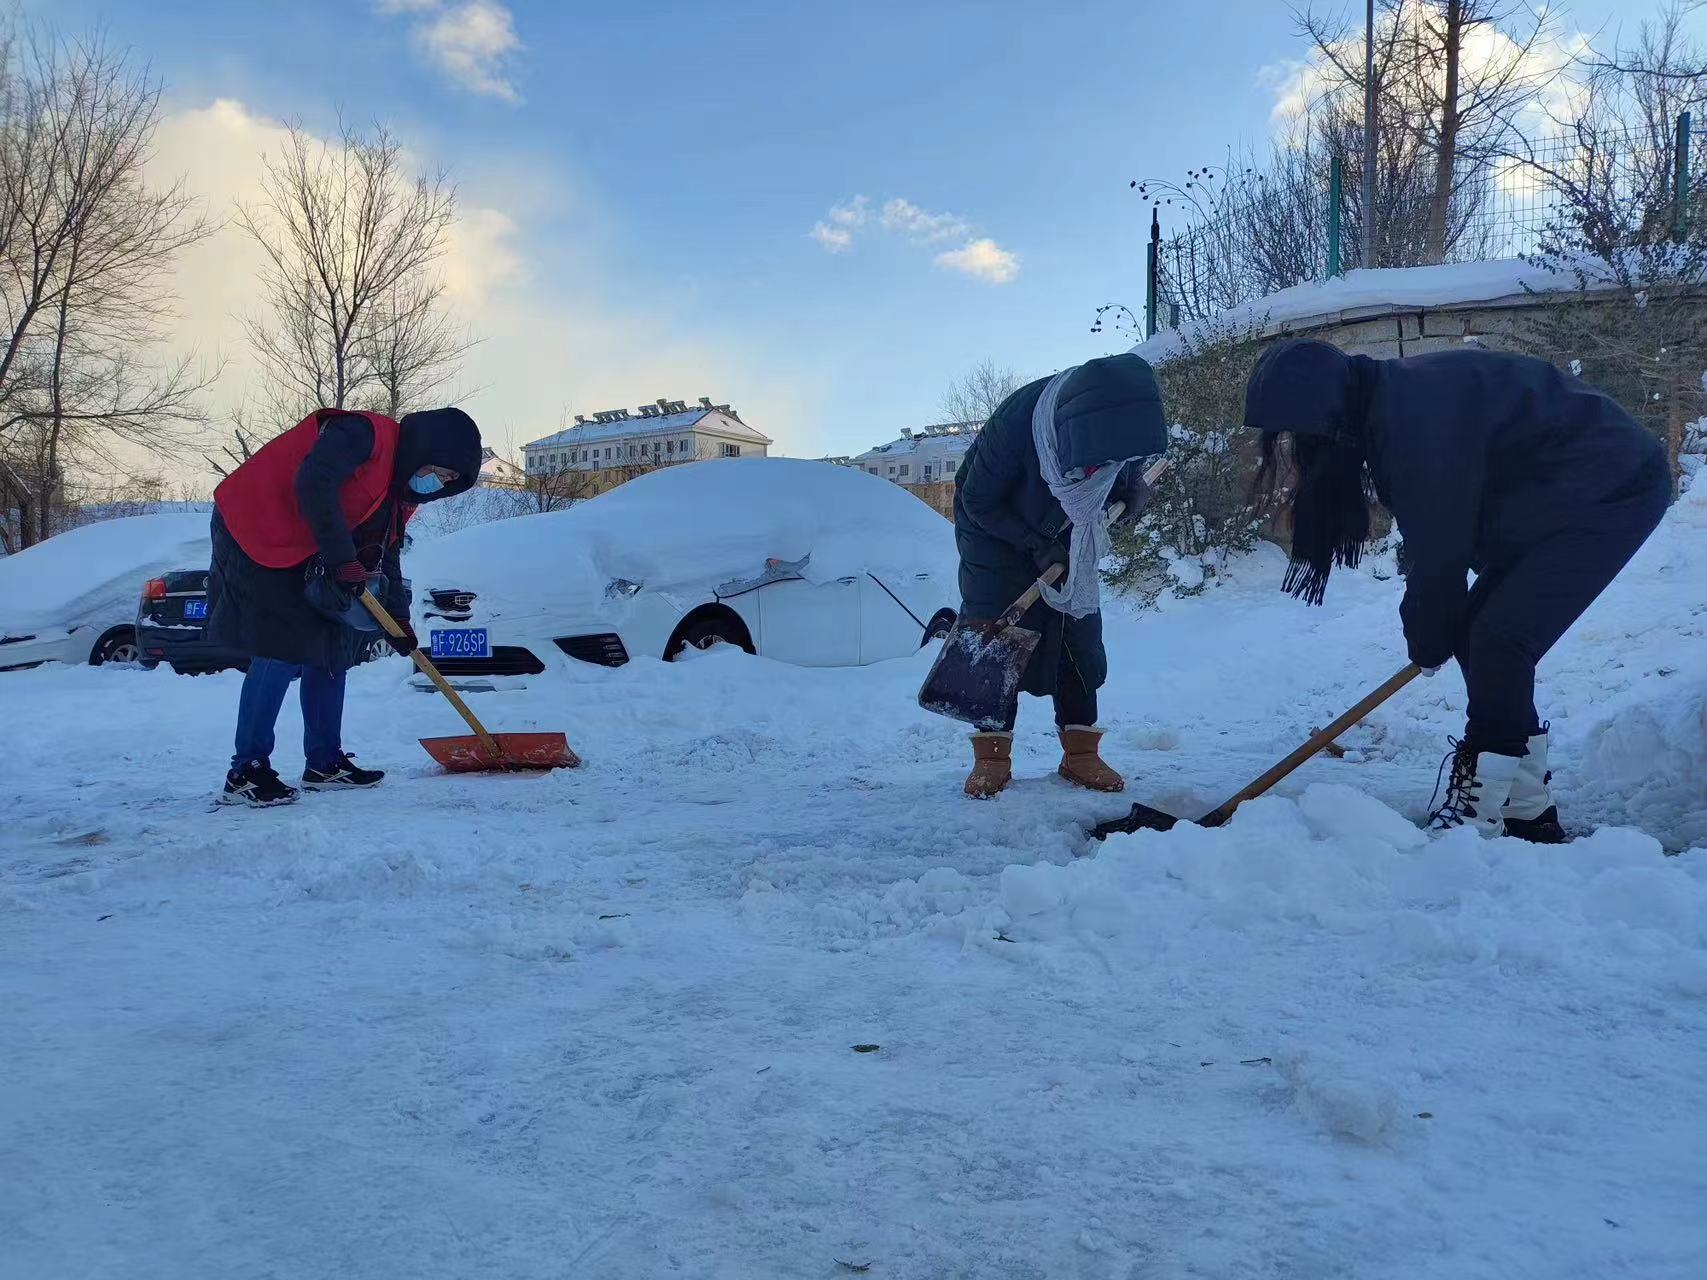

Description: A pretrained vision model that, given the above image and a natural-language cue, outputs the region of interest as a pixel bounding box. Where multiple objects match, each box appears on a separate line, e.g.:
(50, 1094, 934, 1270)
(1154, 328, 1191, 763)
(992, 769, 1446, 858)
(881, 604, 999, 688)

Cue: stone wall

(1253, 291, 1618, 361)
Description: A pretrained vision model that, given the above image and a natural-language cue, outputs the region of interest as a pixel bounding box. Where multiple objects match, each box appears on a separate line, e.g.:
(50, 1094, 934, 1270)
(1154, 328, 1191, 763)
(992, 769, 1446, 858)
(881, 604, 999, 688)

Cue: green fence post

(1328, 155, 1344, 277)
(1675, 111, 1692, 240)
(1145, 207, 1160, 339)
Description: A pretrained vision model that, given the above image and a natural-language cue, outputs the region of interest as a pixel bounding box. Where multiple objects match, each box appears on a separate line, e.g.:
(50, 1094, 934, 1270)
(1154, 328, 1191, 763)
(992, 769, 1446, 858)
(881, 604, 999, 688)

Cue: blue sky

(38, 0, 1661, 463)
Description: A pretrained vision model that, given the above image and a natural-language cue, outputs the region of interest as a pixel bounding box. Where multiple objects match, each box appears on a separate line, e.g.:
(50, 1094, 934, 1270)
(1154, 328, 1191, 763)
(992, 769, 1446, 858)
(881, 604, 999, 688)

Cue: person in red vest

(207, 406, 482, 806)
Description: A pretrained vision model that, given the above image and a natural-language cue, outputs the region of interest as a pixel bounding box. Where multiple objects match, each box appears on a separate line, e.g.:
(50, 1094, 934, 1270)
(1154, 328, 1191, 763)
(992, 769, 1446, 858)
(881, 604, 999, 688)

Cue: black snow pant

(1457, 454, 1670, 756)
(998, 635, 1099, 732)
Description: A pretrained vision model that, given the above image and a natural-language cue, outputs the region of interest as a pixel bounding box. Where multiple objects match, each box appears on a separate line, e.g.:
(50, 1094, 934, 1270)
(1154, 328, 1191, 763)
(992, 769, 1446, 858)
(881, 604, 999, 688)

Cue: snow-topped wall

(1132, 258, 1601, 367)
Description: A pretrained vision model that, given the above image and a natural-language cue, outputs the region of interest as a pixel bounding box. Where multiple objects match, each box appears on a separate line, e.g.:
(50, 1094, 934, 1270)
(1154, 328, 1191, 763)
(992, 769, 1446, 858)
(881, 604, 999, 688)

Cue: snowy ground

(4, 485, 1705, 1279)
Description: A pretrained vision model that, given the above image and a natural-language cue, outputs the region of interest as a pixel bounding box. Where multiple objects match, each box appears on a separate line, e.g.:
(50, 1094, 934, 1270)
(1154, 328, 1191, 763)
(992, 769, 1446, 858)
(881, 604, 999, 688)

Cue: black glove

(1031, 539, 1069, 573)
(387, 622, 419, 657)
(1110, 465, 1154, 525)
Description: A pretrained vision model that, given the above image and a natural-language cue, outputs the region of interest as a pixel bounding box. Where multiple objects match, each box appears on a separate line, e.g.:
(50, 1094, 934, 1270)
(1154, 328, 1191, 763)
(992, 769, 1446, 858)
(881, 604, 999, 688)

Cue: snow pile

(1133, 257, 1599, 365)
(0, 513, 211, 630)
(411, 457, 958, 601)
(983, 786, 1706, 997)
(3, 447, 1705, 1277)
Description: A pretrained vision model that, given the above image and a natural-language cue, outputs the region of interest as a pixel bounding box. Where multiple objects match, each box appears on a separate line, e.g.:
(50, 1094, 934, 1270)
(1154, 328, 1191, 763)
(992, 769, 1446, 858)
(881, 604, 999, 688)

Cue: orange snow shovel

(357, 588, 580, 773)
(1089, 662, 1422, 839)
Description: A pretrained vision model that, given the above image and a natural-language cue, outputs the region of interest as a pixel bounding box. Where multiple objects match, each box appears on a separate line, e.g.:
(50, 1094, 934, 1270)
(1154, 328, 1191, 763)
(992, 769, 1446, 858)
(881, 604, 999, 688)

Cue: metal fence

(1148, 114, 1698, 335)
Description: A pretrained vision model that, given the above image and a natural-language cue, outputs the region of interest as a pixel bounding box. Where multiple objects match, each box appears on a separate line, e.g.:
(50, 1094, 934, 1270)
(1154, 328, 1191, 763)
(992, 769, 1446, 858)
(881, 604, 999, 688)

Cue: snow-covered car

(0, 513, 212, 671)
(407, 458, 960, 680)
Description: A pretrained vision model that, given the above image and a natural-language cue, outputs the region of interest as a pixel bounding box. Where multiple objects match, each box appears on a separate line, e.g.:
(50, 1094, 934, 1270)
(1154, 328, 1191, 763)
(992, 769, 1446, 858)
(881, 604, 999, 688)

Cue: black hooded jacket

(207, 407, 482, 671)
(1245, 339, 1666, 667)
(953, 355, 1168, 695)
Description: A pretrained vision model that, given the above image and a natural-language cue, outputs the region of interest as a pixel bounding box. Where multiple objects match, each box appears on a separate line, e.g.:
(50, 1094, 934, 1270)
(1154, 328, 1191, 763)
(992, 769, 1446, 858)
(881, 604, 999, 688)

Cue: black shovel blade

(1089, 802, 1183, 840)
(1089, 799, 1233, 840)
(917, 620, 1043, 728)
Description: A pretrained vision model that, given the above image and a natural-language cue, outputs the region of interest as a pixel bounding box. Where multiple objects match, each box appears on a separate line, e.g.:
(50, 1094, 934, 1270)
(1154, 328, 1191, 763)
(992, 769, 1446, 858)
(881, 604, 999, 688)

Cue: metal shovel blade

(420, 731, 581, 773)
(1089, 802, 1184, 839)
(917, 619, 1044, 728)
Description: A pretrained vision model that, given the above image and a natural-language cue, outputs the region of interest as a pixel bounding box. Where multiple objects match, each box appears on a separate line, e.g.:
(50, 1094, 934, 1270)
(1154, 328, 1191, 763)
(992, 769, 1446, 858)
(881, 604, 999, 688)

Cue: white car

(407, 458, 960, 680)
(0, 513, 212, 671)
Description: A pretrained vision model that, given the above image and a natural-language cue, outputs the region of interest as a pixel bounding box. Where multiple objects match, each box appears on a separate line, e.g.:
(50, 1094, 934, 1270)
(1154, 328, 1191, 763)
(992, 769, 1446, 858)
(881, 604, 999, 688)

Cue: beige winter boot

(964, 732, 1013, 799)
(1056, 726, 1125, 793)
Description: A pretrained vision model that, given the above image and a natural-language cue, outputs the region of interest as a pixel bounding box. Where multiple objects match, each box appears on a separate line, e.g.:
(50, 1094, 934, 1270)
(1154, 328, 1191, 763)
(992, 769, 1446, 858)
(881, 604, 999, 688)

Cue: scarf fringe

(1282, 536, 1365, 607)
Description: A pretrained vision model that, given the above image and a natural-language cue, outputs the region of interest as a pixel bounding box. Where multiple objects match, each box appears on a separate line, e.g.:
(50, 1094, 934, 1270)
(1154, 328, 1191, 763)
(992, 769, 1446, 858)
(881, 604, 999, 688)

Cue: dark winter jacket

(953, 355, 1168, 696)
(1245, 339, 1667, 668)
(207, 408, 482, 671)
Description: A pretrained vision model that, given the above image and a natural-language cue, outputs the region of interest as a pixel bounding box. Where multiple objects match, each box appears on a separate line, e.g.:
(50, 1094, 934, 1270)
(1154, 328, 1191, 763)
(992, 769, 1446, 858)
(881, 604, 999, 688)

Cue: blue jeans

(231, 658, 346, 772)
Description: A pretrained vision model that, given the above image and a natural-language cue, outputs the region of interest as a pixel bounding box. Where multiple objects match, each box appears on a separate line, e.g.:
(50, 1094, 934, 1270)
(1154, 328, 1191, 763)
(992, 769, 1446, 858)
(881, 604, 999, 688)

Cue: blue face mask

(408, 472, 445, 497)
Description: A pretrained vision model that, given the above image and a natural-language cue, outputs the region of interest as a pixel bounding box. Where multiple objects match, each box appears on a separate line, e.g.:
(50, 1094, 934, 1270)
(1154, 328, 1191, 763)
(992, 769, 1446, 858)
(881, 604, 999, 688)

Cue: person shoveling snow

(944, 355, 1166, 798)
(207, 406, 483, 806)
(1245, 338, 1670, 839)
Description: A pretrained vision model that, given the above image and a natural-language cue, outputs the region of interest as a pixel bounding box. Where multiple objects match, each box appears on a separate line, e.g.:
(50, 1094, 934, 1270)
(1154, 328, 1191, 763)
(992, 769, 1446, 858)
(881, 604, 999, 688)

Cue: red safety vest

(215, 409, 411, 569)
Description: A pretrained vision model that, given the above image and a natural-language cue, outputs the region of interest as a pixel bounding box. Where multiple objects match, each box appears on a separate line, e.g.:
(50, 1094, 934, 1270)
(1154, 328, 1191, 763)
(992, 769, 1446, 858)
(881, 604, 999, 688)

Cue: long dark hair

(1256, 431, 1373, 606)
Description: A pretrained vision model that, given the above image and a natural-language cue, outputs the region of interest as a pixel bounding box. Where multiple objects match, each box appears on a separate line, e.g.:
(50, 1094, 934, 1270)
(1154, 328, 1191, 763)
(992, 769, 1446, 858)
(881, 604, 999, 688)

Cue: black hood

(1244, 339, 1362, 442)
(393, 407, 483, 504)
(1053, 354, 1169, 470)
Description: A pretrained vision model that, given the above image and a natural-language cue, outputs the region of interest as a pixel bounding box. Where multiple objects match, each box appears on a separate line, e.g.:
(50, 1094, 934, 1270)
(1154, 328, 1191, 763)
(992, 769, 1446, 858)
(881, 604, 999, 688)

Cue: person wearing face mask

(1244, 339, 1669, 839)
(206, 405, 483, 806)
(953, 355, 1168, 798)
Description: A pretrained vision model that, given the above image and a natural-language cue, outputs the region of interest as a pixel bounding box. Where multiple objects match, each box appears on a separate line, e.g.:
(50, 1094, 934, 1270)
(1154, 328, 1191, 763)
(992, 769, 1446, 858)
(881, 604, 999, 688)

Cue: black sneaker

(302, 752, 386, 791)
(220, 759, 300, 808)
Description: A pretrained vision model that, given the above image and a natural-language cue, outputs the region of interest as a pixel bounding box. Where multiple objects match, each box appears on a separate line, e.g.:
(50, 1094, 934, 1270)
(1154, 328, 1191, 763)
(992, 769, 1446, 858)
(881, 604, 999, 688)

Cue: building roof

(854, 422, 979, 464)
(526, 401, 772, 451)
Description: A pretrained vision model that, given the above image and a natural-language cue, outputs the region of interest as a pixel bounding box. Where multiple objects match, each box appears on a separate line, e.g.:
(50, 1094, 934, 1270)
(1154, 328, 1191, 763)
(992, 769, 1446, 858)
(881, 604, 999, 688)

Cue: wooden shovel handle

(1198, 662, 1422, 826)
(357, 587, 503, 760)
(994, 458, 1172, 629)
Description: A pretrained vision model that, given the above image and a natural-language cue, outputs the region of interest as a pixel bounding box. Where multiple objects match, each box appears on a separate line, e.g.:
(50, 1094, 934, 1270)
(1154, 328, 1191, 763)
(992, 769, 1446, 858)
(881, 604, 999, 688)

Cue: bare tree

(1293, 0, 1562, 263)
(0, 26, 215, 545)
(1521, 5, 1707, 487)
(358, 277, 473, 420)
(201, 398, 271, 480)
(938, 359, 1025, 425)
(237, 119, 461, 419)
(520, 460, 651, 514)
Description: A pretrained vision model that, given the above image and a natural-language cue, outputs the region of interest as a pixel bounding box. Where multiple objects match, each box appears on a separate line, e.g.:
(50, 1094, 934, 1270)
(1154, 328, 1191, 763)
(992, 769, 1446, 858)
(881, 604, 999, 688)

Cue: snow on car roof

(411, 458, 957, 600)
(0, 512, 212, 630)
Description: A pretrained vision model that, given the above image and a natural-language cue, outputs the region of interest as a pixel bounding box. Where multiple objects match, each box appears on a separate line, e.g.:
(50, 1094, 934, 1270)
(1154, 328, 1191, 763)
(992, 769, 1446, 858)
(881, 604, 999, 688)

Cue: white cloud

(377, 0, 523, 104)
(826, 195, 869, 228)
(879, 197, 969, 244)
(808, 196, 868, 252)
(807, 194, 1014, 280)
(808, 221, 855, 253)
(934, 238, 1019, 285)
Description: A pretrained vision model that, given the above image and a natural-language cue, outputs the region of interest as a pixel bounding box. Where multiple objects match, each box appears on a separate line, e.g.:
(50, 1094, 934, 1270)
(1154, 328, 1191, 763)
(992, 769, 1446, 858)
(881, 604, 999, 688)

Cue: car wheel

(922, 607, 958, 646)
(91, 628, 153, 668)
(666, 611, 752, 661)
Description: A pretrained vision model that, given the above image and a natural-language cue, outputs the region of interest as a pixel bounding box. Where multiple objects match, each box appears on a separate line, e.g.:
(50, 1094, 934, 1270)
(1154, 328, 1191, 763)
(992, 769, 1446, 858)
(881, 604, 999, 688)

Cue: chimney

(699, 396, 713, 409)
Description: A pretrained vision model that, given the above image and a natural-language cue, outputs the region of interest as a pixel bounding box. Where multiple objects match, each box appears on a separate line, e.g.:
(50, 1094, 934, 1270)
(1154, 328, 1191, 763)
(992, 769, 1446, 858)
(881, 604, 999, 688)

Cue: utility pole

(1362, 0, 1377, 268)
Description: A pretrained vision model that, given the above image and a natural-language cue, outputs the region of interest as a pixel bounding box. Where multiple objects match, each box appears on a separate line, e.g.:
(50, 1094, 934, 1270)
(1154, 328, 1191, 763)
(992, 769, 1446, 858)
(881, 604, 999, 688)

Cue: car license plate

(430, 627, 489, 659)
(184, 599, 208, 619)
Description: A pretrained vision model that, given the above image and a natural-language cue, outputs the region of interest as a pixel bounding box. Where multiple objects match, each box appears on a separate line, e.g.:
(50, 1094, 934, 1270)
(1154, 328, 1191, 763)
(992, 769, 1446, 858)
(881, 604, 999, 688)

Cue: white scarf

(1030, 367, 1128, 619)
